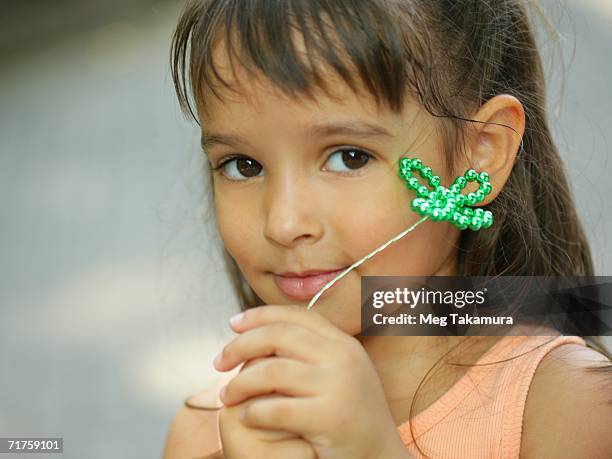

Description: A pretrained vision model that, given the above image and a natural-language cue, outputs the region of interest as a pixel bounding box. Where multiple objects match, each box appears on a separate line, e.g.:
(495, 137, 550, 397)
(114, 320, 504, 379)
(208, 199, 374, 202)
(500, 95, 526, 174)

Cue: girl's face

(201, 66, 461, 336)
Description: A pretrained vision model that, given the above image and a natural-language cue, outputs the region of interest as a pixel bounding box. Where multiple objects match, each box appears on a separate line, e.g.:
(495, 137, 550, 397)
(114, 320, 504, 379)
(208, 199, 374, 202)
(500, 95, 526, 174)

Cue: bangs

(171, 0, 430, 124)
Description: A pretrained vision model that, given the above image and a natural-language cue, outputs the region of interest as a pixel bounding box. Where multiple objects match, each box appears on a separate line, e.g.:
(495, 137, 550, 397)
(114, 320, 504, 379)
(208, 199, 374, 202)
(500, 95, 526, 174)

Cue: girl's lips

(273, 267, 347, 300)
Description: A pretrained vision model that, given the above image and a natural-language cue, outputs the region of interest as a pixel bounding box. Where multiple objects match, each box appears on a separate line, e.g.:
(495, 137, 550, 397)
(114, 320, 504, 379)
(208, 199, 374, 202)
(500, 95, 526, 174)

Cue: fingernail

(214, 352, 223, 367)
(230, 312, 244, 326)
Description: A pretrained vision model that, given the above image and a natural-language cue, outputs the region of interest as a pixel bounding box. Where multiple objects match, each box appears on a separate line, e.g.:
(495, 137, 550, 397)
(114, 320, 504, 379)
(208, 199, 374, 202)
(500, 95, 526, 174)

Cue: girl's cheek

(215, 202, 259, 264)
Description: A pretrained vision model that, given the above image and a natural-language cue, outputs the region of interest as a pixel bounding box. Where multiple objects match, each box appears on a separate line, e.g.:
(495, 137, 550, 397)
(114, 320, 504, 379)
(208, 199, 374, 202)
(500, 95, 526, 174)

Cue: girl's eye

(212, 147, 373, 181)
(324, 148, 373, 174)
(213, 155, 264, 181)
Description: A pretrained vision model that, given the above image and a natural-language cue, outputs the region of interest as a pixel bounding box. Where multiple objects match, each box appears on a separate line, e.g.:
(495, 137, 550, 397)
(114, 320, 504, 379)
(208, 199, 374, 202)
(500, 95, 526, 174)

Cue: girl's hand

(214, 305, 411, 459)
(219, 357, 316, 459)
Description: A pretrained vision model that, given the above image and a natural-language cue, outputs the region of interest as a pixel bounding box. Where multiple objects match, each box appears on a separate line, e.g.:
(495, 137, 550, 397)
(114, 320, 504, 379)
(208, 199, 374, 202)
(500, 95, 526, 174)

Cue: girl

(163, 0, 612, 458)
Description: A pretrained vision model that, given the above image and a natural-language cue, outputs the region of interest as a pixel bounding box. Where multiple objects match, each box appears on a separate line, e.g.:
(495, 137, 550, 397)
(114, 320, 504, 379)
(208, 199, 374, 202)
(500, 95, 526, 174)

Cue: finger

(230, 304, 347, 341)
(228, 394, 303, 443)
(222, 357, 317, 406)
(240, 356, 269, 372)
(240, 394, 321, 437)
(247, 426, 300, 442)
(264, 438, 316, 459)
(215, 322, 333, 371)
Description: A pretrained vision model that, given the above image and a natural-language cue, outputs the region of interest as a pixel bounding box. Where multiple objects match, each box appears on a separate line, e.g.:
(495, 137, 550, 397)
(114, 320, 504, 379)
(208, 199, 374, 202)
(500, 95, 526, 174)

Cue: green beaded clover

(398, 157, 494, 231)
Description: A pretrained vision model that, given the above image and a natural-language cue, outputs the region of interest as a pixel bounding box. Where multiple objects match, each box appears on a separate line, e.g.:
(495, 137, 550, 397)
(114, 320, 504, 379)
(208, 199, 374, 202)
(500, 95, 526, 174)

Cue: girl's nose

(262, 170, 324, 248)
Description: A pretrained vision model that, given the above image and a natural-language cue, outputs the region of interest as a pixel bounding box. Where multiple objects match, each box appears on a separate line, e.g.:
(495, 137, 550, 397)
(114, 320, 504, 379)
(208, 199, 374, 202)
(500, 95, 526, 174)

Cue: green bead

(407, 177, 419, 189)
(450, 184, 461, 194)
(475, 189, 485, 202)
(456, 215, 469, 230)
(411, 198, 427, 212)
(431, 208, 444, 221)
(454, 176, 467, 189)
(455, 194, 466, 206)
(463, 207, 474, 217)
(477, 171, 490, 183)
(474, 208, 485, 218)
(419, 201, 431, 213)
(469, 216, 483, 231)
(428, 175, 441, 188)
(482, 211, 493, 228)
(483, 210, 493, 221)
(438, 187, 451, 199)
(411, 158, 422, 170)
(482, 182, 492, 195)
(400, 158, 411, 168)
(420, 166, 432, 178)
(417, 185, 429, 197)
(466, 192, 477, 206)
(465, 169, 478, 181)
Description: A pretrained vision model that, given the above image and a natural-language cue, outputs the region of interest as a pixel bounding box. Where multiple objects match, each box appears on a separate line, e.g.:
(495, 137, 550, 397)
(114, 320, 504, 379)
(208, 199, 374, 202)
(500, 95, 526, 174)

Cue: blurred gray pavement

(0, 1, 610, 458)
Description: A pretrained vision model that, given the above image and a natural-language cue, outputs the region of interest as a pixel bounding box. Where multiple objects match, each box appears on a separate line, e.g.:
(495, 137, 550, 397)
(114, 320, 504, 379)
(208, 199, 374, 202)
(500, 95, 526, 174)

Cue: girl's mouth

(273, 267, 348, 300)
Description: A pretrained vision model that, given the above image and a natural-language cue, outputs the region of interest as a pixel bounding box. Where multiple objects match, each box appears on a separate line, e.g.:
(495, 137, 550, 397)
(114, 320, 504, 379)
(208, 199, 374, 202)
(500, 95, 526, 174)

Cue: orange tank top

(396, 333, 587, 458)
(185, 333, 587, 458)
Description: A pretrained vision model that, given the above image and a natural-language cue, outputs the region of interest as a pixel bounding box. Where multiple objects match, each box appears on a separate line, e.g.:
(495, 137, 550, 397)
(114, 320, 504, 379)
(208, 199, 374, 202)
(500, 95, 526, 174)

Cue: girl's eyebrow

(200, 120, 395, 151)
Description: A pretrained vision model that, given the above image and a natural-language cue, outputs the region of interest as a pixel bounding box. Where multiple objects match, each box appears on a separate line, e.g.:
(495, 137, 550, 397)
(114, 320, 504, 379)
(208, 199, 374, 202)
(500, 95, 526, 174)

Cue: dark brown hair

(169, 1, 611, 457)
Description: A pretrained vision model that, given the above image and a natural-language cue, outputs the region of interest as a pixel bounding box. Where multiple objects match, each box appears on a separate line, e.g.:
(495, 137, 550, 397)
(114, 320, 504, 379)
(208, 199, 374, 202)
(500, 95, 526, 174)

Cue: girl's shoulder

(398, 333, 608, 458)
(163, 388, 223, 459)
(520, 341, 612, 458)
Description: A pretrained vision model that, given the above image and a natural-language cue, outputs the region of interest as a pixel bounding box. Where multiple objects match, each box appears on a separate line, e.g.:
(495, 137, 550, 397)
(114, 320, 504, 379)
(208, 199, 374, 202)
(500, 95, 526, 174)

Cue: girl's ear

(462, 94, 526, 205)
